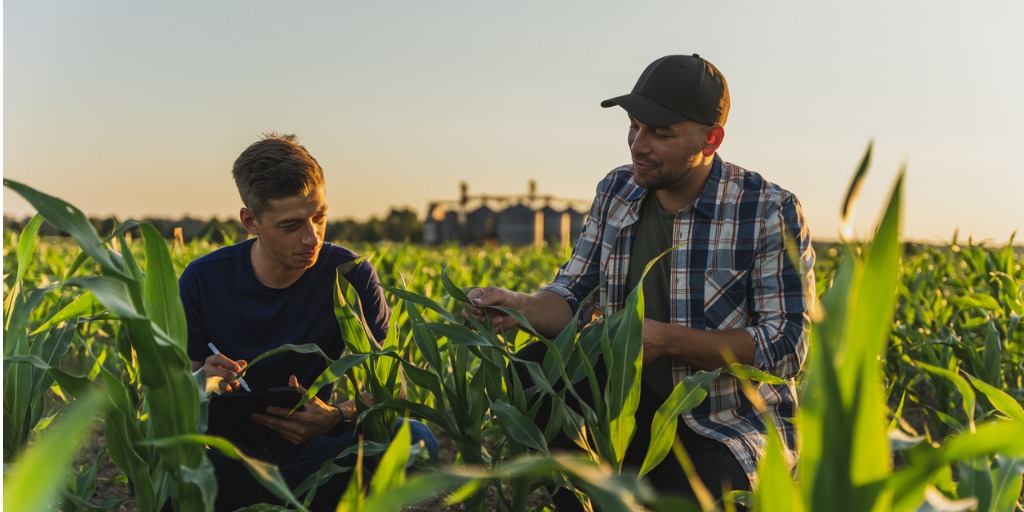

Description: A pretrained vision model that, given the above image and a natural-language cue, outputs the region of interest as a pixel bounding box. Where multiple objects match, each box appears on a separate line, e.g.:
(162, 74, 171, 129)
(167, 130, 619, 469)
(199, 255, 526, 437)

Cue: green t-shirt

(625, 195, 679, 399)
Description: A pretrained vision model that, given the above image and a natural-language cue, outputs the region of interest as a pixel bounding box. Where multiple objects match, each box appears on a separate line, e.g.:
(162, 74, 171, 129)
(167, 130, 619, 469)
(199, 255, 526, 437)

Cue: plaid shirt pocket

(704, 268, 749, 330)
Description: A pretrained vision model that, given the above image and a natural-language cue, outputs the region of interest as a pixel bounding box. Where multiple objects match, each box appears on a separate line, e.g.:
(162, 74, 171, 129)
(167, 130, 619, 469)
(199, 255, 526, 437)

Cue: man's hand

(463, 287, 524, 331)
(641, 319, 757, 369)
(251, 375, 342, 445)
(196, 353, 248, 394)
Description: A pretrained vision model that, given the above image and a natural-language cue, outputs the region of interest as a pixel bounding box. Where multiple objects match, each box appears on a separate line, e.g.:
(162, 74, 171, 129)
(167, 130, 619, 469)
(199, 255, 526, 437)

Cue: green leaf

(302, 353, 371, 408)
(989, 455, 1024, 512)
(151, 434, 308, 512)
(725, 364, 789, 385)
(15, 213, 44, 284)
(422, 322, 496, 347)
(439, 264, 472, 304)
(840, 141, 872, 240)
(638, 370, 720, 476)
(243, 342, 331, 371)
(940, 421, 1024, 461)
(844, 170, 904, 496)
(375, 398, 455, 436)
(3, 179, 120, 272)
(754, 415, 803, 512)
(971, 293, 1002, 313)
(380, 284, 458, 324)
(491, 400, 550, 455)
(368, 420, 411, 497)
(64, 276, 145, 321)
(982, 321, 1003, 388)
(605, 249, 658, 468)
(335, 270, 375, 354)
(4, 391, 106, 512)
(397, 292, 446, 374)
(917, 362, 976, 428)
(99, 370, 159, 511)
(30, 291, 103, 335)
(966, 374, 1024, 423)
(361, 472, 471, 512)
(141, 223, 188, 349)
(891, 421, 1024, 512)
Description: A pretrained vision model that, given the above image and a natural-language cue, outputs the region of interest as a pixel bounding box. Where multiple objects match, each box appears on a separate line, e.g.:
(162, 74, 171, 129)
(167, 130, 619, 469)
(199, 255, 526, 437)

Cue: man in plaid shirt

(466, 54, 815, 508)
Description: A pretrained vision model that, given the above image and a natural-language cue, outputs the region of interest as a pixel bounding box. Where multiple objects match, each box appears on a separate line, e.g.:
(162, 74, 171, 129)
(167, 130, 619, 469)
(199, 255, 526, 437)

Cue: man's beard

(631, 161, 698, 190)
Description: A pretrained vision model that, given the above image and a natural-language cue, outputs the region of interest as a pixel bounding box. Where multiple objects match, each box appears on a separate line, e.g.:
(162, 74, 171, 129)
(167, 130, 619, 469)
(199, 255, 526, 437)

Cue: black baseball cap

(601, 54, 730, 127)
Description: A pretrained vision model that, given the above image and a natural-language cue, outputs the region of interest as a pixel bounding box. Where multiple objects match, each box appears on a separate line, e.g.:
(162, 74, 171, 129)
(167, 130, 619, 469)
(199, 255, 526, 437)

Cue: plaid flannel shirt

(540, 155, 815, 485)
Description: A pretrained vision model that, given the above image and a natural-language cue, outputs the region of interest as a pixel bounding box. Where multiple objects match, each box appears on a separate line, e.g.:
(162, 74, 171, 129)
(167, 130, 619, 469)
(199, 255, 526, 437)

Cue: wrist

(328, 405, 355, 436)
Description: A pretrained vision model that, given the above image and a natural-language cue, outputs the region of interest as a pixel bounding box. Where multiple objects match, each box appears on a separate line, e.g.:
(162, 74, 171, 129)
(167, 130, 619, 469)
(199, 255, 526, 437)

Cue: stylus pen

(207, 343, 252, 392)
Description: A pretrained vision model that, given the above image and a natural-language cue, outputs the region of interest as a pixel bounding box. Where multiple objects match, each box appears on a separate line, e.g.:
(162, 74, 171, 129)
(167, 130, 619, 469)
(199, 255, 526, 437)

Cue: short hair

(231, 133, 325, 217)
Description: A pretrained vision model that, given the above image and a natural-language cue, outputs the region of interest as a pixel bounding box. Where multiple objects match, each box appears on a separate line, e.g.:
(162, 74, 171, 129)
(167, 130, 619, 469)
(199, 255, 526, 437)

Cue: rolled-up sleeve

(540, 171, 623, 322)
(745, 195, 815, 378)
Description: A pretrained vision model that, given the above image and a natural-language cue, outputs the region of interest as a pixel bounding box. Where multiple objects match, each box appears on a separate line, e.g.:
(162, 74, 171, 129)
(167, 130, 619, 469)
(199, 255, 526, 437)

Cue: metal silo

(423, 203, 445, 245)
(566, 207, 587, 245)
(441, 210, 460, 243)
(540, 206, 567, 247)
(465, 205, 497, 244)
(496, 204, 537, 246)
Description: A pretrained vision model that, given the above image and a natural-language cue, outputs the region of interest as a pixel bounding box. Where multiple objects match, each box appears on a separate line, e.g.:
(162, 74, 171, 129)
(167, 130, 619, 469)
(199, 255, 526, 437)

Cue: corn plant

(0, 179, 320, 511)
(3, 389, 108, 511)
(4, 145, 1024, 511)
(752, 150, 1024, 512)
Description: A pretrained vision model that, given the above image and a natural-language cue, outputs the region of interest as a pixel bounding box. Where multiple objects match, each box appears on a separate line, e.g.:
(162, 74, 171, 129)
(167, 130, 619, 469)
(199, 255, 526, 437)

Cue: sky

(4, 1, 1023, 245)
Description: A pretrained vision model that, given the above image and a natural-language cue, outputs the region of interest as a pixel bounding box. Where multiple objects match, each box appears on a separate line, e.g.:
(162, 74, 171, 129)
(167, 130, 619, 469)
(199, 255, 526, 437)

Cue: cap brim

(600, 93, 689, 127)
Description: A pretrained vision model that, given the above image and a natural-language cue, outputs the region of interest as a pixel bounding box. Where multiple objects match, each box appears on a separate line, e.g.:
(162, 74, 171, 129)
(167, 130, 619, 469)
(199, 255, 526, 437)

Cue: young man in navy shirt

(180, 133, 437, 510)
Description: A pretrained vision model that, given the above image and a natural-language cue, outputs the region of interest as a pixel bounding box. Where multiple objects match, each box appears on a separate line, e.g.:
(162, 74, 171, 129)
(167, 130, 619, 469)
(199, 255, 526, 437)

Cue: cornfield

(4, 149, 1024, 511)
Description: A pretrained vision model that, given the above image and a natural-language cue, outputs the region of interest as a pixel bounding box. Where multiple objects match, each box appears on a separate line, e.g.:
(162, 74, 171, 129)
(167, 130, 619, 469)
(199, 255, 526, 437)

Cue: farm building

(423, 181, 588, 246)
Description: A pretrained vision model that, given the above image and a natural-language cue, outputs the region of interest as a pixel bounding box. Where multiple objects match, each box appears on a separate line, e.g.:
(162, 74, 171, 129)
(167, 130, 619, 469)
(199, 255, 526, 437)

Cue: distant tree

(382, 208, 422, 242)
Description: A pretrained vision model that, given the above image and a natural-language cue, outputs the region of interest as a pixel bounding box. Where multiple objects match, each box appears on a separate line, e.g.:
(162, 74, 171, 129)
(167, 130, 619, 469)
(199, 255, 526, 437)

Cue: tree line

(2, 208, 424, 244)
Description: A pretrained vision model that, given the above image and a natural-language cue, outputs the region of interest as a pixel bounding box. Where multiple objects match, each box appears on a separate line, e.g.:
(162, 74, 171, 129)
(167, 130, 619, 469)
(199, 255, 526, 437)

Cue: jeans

(208, 419, 438, 511)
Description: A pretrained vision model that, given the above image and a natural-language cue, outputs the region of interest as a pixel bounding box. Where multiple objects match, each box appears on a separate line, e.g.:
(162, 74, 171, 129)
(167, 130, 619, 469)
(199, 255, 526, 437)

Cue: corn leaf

(141, 223, 188, 349)
(605, 275, 644, 468)
(152, 434, 307, 512)
(368, 420, 411, 497)
(491, 400, 550, 455)
(989, 455, 1024, 512)
(754, 415, 803, 512)
(638, 370, 720, 476)
(30, 291, 103, 335)
(381, 284, 458, 324)
(965, 374, 1024, 423)
(916, 362, 977, 429)
(840, 142, 872, 240)
(14, 213, 44, 284)
(361, 472, 472, 512)
(4, 391, 106, 512)
(3, 179, 122, 272)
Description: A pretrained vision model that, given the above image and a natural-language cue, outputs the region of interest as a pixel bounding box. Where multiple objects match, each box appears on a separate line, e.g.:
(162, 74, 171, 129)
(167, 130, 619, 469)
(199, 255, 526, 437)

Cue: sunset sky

(4, 1, 1023, 244)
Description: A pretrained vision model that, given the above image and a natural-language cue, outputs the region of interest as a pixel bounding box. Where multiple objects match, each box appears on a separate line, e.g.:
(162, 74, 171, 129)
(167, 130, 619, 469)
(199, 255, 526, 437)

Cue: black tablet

(207, 386, 305, 445)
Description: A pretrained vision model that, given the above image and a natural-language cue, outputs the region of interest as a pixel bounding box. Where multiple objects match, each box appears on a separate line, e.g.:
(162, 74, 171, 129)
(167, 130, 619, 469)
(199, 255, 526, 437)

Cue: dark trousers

(207, 419, 438, 511)
(513, 342, 750, 511)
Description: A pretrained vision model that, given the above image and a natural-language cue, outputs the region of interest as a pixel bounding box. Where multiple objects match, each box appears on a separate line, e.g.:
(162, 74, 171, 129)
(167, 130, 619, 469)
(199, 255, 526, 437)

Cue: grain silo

(566, 207, 587, 245)
(496, 204, 537, 246)
(423, 203, 445, 245)
(441, 210, 460, 243)
(540, 206, 567, 247)
(423, 203, 461, 245)
(465, 205, 497, 244)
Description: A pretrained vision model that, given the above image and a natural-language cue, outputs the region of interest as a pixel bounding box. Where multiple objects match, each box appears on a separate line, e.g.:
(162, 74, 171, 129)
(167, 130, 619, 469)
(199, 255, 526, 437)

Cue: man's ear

(239, 207, 260, 236)
(702, 125, 725, 157)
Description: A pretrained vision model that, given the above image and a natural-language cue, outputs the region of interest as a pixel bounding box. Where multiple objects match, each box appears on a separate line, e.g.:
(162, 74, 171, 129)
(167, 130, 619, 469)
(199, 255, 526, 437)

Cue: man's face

(246, 188, 328, 273)
(627, 115, 709, 191)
